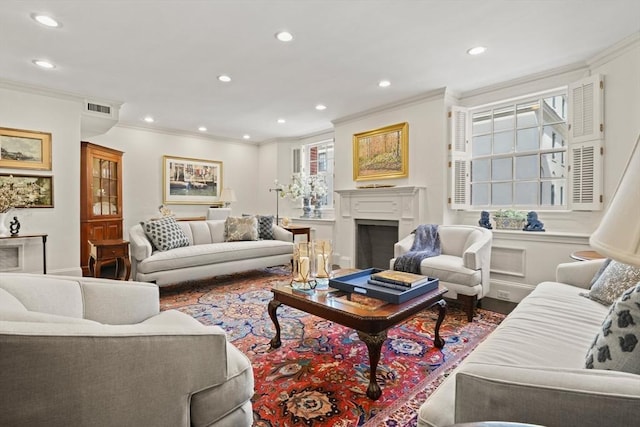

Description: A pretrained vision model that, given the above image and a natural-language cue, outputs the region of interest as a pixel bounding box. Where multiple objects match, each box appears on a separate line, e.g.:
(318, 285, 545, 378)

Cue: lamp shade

(219, 188, 237, 204)
(589, 134, 640, 267)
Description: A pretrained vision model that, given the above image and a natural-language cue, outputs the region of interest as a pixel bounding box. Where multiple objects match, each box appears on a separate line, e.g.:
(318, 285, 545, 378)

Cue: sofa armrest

(1, 311, 231, 426)
(462, 236, 492, 271)
(555, 259, 607, 289)
(129, 224, 153, 261)
(273, 225, 293, 242)
(394, 234, 415, 258)
(78, 278, 160, 324)
(454, 362, 640, 427)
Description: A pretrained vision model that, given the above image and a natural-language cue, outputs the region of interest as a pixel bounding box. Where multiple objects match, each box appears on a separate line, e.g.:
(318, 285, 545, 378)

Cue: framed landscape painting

(353, 122, 408, 181)
(162, 155, 222, 205)
(0, 127, 52, 170)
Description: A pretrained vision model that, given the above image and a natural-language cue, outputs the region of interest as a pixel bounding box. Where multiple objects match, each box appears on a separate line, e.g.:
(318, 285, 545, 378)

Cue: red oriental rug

(159, 267, 505, 427)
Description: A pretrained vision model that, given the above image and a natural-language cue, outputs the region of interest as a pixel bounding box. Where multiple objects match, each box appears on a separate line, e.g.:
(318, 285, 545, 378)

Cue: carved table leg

(356, 330, 388, 400)
(433, 299, 447, 349)
(268, 299, 283, 349)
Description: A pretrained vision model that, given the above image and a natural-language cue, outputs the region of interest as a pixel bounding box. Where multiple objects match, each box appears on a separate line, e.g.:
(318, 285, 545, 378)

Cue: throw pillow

(585, 282, 640, 374)
(589, 258, 612, 287)
(257, 215, 275, 240)
(141, 217, 190, 251)
(583, 260, 640, 306)
(225, 216, 258, 242)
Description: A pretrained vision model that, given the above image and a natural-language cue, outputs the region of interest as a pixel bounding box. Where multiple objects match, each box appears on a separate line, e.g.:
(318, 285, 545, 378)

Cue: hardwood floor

(479, 297, 518, 315)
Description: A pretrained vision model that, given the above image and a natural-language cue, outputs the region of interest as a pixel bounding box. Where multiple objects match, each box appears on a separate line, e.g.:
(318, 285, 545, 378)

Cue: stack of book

(367, 270, 435, 292)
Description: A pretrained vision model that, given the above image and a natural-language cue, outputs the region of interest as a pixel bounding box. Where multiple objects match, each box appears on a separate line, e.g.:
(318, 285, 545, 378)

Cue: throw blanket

(393, 224, 441, 274)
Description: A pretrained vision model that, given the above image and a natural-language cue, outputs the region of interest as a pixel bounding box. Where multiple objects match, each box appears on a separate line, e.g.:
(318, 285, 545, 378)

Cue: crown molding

(587, 31, 640, 69)
(0, 78, 123, 107)
(114, 122, 258, 146)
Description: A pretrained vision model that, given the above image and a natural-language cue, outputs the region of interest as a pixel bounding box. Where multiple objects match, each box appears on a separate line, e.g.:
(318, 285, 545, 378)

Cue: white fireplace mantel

(335, 186, 427, 266)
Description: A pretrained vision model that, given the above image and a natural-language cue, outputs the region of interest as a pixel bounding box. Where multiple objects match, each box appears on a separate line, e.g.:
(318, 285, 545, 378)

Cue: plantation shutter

(568, 74, 604, 211)
(292, 147, 301, 174)
(568, 74, 604, 143)
(448, 106, 470, 209)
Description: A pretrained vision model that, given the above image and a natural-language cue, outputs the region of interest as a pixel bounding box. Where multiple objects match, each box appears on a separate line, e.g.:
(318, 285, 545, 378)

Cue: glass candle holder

(313, 239, 332, 290)
(292, 242, 315, 290)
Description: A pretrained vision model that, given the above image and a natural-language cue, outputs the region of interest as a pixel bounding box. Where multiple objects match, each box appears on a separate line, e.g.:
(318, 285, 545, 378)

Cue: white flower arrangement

(0, 176, 43, 213)
(281, 173, 328, 204)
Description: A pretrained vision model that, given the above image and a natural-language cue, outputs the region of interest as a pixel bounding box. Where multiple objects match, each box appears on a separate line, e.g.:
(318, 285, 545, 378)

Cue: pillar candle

(299, 256, 310, 280)
(316, 254, 328, 278)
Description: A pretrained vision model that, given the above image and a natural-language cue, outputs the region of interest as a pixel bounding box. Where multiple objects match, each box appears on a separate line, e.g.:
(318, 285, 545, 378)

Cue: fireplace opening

(355, 219, 399, 270)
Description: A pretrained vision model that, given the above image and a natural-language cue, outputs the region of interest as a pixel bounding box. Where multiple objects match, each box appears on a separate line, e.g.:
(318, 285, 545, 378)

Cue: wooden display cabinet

(80, 142, 124, 276)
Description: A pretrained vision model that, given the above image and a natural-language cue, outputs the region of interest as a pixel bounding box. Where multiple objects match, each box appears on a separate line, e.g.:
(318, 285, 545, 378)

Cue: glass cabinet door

(91, 157, 119, 216)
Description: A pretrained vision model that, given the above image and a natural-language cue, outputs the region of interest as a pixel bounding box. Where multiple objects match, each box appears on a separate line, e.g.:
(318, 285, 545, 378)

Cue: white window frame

(294, 139, 334, 207)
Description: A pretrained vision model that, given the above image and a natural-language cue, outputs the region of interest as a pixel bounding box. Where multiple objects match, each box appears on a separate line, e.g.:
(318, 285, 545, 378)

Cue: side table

(282, 225, 311, 242)
(88, 239, 131, 280)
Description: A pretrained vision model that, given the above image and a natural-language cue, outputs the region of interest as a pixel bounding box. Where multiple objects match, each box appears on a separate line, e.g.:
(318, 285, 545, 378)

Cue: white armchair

(0, 273, 254, 427)
(392, 225, 492, 321)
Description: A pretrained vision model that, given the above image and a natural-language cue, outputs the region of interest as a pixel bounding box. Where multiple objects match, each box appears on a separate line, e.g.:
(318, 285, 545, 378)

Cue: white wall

(91, 126, 260, 234)
(0, 86, 82, 275)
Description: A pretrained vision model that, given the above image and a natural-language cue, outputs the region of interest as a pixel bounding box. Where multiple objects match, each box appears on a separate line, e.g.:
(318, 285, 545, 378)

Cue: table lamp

(589, 133, 640, 267)
(219, 188, 237, 208)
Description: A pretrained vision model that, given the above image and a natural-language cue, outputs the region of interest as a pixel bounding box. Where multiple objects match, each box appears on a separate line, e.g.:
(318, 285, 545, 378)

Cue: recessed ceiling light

(277, 118, 286, 124)
(32, 14, 60, 28)
(467, 46, 487, 55)
(198, 126, 207, 132)
(218, 75, 232, 83)
(275, 31, 294, 42)
(242, 134, 251, 140)
(33, 59, 55, 69)
(378, 80, 391, 88)
(315, 104, 327, 111)
(143, 116, 155, 123)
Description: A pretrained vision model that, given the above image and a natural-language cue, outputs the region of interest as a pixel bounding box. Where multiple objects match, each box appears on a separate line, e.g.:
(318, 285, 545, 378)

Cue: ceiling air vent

(86, 102, 111, 115)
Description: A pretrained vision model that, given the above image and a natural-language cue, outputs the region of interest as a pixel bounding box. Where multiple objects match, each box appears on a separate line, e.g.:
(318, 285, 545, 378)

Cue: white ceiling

(1, 1, 639, 143)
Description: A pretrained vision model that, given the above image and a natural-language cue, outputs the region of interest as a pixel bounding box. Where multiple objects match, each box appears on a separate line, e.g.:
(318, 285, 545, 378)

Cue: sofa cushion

(225, 216, 258, 242)
(141, 217, 190, 251)
(583, 260, 640, 305)
(586, 282, 640, 374)
(136, 240, 294, 274)
(419, 255, 481, 287)
(257, 215, 275, 240)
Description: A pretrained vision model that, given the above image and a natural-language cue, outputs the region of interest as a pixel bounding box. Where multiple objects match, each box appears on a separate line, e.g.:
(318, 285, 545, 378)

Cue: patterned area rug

(159, 267, 505, 426)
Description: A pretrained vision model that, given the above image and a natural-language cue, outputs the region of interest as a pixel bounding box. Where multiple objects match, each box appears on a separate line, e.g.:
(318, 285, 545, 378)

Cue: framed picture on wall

(162, 155, 223, 205)
(0, 174, 54, 208)
(0, 127, 52, 171)
(353, 122, 408, 181)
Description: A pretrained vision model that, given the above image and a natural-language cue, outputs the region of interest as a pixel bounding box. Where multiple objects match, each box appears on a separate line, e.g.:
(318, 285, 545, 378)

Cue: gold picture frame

(0, 127, 52, 170)
(162, 155, 223, 205)
(353, 122, 408, 181)
(0, 174, 54, 208)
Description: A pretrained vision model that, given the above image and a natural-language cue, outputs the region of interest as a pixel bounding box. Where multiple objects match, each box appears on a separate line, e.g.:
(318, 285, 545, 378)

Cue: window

(449, 74, 603, 212)
(295, 139, 334, 207)
(469, 92, 568, 208)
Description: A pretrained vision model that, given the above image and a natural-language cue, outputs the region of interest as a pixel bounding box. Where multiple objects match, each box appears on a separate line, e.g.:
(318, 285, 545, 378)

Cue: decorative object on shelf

(478, 210, 493, 229)
(162, 155, 222, 205)
(314, 199, 323, 218)
(492, 209, 526, 230)
(158, 204, 174, 217)
(219, 188, 237, 208)
(292, 242, 315, 290)
(268, 180, 284, 225)
(281, 173, 328, 218)
(523, 211, 545, 231)
(353, 122, 408, 181)
(0, 127, 52, 170)
(281, 217, 291, 226)
(313, 240, 333, 289)
(9, 216, 20, 236)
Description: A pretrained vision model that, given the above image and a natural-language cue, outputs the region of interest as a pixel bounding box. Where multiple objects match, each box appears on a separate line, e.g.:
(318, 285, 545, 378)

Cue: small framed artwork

(0, 127, 52, 170)
(0, 174, 54, 208)
(162, 155, 223, 205)
(353, 122, 409, 181)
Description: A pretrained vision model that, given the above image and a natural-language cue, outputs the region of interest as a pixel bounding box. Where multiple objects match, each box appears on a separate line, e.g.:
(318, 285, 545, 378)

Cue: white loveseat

(0, 273, 254, 426)
(129, 219, 294, 286)
(418, 259, 640, 427)
(392, 225, 492, 321)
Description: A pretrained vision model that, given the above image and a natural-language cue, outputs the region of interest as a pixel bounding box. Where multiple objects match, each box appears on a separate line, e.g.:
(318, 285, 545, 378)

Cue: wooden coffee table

(268, 282, 447, 400)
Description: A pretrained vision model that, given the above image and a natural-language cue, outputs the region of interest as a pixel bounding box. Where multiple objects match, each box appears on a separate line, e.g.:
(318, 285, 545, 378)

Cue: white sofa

(129, 219, 294, 286)
(393, 225, 492, 321)
(0, 273, 254, 427)
(418, 259, 640, 427)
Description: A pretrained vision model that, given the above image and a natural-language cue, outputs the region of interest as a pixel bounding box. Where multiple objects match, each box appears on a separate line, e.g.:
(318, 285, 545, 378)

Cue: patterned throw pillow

(257, 215, 275, 240)
(225, 216, 258, 242)
(141, 217, 190, 251)
(583, 260, 640, 305)
(586, 283, 640, 374)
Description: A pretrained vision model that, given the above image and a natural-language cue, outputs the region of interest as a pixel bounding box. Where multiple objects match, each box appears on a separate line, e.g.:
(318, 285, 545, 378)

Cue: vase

(302, 198, 312, 218)
(314, 202, 322, 219)
(0, 212, 9, 237)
